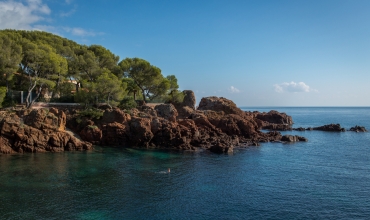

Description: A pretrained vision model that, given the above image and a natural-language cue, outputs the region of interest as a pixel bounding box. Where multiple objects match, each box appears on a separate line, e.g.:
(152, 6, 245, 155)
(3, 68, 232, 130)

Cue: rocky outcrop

(349, 126, 367, 132)
(255, 110, 293, 131)
(154, 104, 178, 122)
(0, 108, 92, 154)
(198, 96, 244, 115)
(290, 124, 367, 132)
(256, 110, 293, 124)
(281, 135, 308, 142)
(62, 96, 308, 154)
(182, 90, 196, 110)
(313, 124, 345, 132)
(0, 95, 309, 154)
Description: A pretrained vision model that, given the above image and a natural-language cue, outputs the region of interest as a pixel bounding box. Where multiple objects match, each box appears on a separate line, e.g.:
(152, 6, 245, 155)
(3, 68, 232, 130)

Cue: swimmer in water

(168, 168, 171, 173)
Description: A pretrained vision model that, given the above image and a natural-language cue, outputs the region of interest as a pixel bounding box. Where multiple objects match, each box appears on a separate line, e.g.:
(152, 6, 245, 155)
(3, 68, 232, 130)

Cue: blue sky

(1, 0, 370, 106)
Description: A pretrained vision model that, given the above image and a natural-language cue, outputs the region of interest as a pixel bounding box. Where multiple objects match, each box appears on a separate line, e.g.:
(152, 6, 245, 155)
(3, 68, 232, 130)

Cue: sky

(1, 0, 370, 106)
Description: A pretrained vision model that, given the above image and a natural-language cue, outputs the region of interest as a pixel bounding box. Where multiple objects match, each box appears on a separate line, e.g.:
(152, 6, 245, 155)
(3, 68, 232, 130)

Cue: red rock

(198, 96, 244, 115)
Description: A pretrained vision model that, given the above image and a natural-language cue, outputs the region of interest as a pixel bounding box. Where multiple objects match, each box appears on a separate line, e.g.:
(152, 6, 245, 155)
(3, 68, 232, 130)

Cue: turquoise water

(1, 107, 370, 219)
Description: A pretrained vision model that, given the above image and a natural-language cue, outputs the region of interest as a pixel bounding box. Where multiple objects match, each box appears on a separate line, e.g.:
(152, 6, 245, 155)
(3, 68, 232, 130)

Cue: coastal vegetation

(0, 30, 181, 109)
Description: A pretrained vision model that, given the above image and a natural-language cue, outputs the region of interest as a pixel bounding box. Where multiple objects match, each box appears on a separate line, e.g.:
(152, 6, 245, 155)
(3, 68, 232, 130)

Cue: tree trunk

(25, 81, 37, 108)
(107, 92, 112, 109)
(142, 89, 146, 102)
(27, 84, 42, 109)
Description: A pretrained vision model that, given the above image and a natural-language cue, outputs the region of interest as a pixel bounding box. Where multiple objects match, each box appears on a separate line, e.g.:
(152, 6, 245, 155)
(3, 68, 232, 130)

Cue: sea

(0, 107, 369, 220)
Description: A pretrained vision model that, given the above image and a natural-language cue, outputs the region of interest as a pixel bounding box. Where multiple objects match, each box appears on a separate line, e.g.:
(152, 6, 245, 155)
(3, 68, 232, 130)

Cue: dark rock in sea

(313, 124, 345, 132)
(281, 135, 308, 142)
(293, 127, 306, 131)
(349, 125, 367, 132)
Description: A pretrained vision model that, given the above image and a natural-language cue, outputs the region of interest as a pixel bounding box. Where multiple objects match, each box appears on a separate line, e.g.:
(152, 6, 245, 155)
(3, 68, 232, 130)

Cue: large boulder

(176, 106, 195, 119)
(101, 108, 131, 124)
(23, 108, 67, 131)
(128, 117, 154, 147)
(0, 109, 92, 154)
(198, 96, 244, 115)
(155, 104, 178, 122)
(101, 122, 130, 146)
(255, 110, 293, 125)
(139, 105, 158, 117)
(150, 118, 190, 149)
(182, 90, 196, 110)
(80, 125, 103, 144)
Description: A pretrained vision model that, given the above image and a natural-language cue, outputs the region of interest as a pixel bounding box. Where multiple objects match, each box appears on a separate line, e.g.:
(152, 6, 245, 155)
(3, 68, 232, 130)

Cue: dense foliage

(0, 30, 182, 109)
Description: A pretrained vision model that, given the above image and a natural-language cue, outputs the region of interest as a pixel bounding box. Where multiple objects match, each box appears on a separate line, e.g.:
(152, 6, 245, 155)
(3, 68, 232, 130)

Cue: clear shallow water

(1, 107, 370, 219)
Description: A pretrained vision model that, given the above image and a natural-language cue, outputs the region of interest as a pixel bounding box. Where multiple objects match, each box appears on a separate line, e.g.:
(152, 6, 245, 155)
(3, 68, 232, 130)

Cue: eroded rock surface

(0, 108, 92, 154)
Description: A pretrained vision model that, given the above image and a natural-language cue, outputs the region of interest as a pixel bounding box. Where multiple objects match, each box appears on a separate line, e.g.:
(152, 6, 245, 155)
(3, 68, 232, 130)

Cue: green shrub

(1, 96, 16, 108)
(165, 90, 185, 104)
(77, 108, 104, 120)
(119, 96, 137, 110)
(49, 95, 75, 103)
(0, 87, 6, 108)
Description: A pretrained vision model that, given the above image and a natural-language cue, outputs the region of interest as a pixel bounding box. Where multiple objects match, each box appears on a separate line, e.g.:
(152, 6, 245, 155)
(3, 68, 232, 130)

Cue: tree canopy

(0, 29, 181, 109)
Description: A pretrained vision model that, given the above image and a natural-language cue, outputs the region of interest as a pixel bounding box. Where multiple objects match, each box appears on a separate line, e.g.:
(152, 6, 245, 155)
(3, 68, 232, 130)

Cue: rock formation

(63, 96, 308, 154)
(0, 94, 310, 154)
(312, 124, 345, 132)
(349, 125, 367, 132)
(0, 108, 92, 154)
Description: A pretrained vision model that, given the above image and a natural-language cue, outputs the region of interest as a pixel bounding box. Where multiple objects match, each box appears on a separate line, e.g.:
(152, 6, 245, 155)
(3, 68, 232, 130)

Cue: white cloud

(0, 0, 103, 39)
(63, 27, 103, 37)
(60, 5, 77, 17)
(229, 86, 240, 93)
(274, 81, 316, 93)
(0, 0, 51, 30)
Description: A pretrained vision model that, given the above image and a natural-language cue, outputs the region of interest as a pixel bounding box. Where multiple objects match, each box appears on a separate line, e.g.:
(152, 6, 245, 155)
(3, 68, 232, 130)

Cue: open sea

(1, 107, 370, 220)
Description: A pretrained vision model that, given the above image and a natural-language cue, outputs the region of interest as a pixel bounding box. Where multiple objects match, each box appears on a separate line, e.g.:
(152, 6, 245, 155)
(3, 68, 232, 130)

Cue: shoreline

(0, 94, 367, 154)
